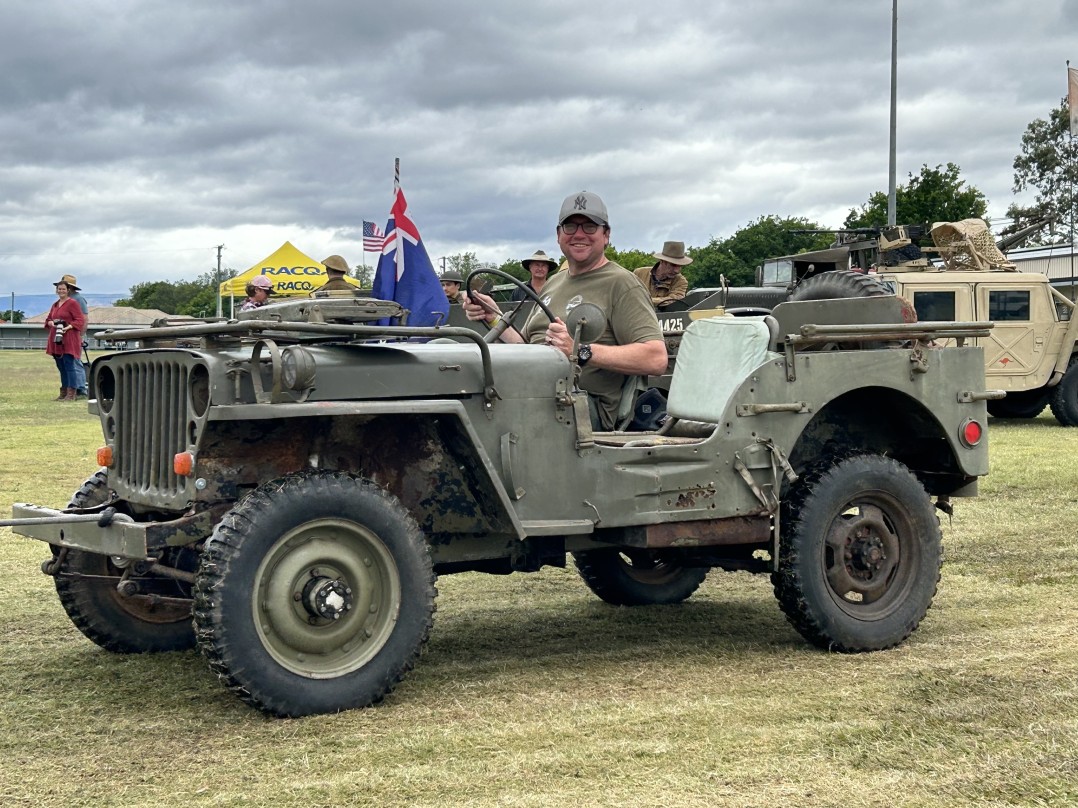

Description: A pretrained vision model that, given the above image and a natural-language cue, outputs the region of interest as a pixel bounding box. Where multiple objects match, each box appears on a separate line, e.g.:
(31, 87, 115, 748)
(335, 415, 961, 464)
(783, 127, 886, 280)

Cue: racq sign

(262, 265, 325, 293)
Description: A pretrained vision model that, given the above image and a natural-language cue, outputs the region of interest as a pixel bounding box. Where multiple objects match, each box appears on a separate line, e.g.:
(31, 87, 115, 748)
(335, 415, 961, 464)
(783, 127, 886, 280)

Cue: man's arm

(653, 275, 688, 307)
(588, 339, 668, 376)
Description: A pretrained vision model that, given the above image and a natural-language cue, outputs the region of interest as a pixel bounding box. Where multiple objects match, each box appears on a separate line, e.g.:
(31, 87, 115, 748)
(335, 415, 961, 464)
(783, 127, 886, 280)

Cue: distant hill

(3, 294, 127, 318)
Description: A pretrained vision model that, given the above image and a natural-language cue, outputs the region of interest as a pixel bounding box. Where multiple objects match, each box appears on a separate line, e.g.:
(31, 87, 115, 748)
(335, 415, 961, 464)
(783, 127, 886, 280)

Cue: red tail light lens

(960, 419, 983, 447)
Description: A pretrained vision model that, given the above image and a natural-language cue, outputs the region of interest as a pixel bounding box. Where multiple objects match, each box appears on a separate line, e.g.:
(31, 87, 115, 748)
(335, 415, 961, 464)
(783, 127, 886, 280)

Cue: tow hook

(41, 547, 69, 577)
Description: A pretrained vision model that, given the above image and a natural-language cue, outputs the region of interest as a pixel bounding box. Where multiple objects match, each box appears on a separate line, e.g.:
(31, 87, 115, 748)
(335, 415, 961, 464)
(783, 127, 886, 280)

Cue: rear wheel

(54, 471, 197, 653)
(572, 549, 708, 605)
(771, 454, 941, 651)
(193, 472, 436, 717)
(987, 388, 1050, 419)
(1049, 357, 1078, 426)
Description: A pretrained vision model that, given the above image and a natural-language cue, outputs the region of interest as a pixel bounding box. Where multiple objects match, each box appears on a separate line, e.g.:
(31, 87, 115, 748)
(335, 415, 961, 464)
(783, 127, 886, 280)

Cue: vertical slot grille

(114, 357, 190, 505)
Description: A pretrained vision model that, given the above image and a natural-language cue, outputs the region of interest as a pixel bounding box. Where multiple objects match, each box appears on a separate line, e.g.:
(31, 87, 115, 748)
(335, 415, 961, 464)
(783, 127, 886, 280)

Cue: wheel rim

(253, 518, 402, 678)
(822, 494, 917, 619)
(87, 554, 193, 624)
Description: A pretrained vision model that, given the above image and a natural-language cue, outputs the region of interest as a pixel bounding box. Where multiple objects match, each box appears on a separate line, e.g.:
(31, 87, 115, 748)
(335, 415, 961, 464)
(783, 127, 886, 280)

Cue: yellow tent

(220, 241, 363, 298)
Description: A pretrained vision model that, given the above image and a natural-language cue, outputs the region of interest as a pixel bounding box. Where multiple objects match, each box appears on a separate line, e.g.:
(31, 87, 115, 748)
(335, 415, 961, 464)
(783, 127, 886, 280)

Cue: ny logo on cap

(574, 194, 588, 211)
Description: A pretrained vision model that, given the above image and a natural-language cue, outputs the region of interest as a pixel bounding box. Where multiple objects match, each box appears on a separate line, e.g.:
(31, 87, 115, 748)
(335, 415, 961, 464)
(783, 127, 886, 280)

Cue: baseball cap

(251, 275, 274, 291)
(558, 191, 609, 227)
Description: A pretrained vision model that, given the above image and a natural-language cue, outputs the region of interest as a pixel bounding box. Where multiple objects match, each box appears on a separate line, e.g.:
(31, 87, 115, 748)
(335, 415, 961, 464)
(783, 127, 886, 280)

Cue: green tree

(605, 246, 653, 271)
(353, 263, 375, 287)
(1005, 100, 1078, 246)
(445, 252, 484, 276)
(1, 309, 25, 323)
(496, 258, 530, 283)
(115, 270, 235, 317)
(685, 215, 834, 287)
(844, 163, 988, 230)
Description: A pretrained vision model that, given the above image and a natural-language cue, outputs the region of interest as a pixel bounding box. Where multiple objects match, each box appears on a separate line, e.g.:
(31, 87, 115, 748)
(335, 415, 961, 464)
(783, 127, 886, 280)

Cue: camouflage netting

(930, 219, 1016, 271)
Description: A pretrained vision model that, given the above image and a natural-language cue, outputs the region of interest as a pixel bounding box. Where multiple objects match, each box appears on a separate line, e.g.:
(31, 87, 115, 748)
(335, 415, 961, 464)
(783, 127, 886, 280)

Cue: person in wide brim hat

(53, 273, 81, 292)
(512, 250, 559, 301)
(634, 241, 691, 309)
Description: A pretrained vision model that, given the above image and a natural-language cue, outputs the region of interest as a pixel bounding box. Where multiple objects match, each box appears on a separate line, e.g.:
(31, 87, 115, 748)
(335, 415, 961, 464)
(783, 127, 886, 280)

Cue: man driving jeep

(463, 191, 666, 430)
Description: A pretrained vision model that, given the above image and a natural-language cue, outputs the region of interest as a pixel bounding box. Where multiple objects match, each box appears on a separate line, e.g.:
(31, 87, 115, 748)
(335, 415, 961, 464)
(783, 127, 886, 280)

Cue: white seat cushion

(667, 316, 776, 424)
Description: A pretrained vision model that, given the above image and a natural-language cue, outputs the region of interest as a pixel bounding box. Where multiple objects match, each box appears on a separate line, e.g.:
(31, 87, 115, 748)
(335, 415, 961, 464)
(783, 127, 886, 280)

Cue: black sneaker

(76, 389, 88, 398)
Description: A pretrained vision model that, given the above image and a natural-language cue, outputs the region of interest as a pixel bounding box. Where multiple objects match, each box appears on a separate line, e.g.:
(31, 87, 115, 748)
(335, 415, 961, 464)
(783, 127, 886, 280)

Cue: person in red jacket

(44, 275, 87, 401)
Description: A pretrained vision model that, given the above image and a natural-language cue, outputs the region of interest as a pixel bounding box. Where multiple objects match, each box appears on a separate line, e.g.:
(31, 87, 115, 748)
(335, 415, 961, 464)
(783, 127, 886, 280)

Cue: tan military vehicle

(757, 220, 1078, 425)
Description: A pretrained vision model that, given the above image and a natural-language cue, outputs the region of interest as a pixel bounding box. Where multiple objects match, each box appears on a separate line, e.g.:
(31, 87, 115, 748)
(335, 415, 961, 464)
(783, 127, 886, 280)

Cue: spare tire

(789, 270, 891, 302)
(787, 270, 899, 351)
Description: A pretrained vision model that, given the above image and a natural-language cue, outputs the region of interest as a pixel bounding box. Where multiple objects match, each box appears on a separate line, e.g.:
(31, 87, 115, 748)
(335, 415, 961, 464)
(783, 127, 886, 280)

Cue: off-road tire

(193, 472, 436, 717)
(771, 454, 941, 652)
(1049, 356, 1078, 426)
(987, 388, 1050, 419)
(788, 270, 891, 302)
(53, 470, 197, 653)
(572, 549, 708, 606)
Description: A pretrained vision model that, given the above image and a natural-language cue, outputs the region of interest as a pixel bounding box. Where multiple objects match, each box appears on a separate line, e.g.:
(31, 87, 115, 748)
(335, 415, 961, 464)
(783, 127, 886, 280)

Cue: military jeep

(6, 278, 996, 716)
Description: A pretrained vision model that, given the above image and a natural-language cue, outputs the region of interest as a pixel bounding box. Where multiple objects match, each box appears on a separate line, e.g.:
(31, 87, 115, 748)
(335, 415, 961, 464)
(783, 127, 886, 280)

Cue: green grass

(1, 350, 1076, 807)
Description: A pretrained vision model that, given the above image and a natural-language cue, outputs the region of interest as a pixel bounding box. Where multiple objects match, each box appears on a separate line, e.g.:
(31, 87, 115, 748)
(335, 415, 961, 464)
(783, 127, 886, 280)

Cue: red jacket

(45, 298, 86, 357)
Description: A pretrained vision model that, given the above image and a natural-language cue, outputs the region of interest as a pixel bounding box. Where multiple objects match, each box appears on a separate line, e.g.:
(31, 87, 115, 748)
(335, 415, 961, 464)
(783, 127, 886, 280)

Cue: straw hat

(53, 274, 80, 291)
(521, 250, 558, 272)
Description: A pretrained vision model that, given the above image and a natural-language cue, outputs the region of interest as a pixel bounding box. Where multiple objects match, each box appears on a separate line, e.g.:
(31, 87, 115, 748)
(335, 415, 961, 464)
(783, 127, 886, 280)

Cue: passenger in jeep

(634, 241, 691, 309)
(463, 191, 666, 429)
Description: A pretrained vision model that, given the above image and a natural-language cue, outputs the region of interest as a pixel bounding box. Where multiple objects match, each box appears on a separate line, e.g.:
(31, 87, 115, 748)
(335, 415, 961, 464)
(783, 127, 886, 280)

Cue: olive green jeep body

(6, 285, 995, 716)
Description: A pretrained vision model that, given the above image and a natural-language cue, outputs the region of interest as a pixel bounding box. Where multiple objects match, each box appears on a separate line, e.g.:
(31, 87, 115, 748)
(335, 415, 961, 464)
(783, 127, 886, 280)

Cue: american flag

(363, 220, 385, 252)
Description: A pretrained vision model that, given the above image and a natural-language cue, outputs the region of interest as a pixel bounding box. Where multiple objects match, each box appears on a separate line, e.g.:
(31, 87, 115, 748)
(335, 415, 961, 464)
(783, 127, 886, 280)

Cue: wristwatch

(577, 343, 593, 366)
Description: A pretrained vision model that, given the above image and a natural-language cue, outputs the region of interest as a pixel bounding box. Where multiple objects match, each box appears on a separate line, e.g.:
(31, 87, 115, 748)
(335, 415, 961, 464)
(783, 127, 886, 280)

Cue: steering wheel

(462, 267, 558, 344)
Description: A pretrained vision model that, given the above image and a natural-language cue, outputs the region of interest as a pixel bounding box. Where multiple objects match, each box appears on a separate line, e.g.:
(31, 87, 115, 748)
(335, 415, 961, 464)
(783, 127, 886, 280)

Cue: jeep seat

(666, 316, 778, 425)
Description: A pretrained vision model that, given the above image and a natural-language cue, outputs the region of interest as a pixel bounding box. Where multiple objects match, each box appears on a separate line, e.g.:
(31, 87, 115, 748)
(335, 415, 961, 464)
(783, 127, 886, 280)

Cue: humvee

(5, 275, 996, 716)
(747, 220, 1078, 425)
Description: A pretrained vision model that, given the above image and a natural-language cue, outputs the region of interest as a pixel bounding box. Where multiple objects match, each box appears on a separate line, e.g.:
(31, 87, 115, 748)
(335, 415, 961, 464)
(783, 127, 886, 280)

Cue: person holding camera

(45, 275, 87, 401)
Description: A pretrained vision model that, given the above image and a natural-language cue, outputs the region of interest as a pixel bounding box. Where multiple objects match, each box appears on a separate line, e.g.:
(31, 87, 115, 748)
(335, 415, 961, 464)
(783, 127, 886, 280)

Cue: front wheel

(771, 454, 941, 652)
(193, 472, 436, 717)
(572, 549, 708, 605)
(1049, 357, 1078, 426)
(54, 470, 197, 653)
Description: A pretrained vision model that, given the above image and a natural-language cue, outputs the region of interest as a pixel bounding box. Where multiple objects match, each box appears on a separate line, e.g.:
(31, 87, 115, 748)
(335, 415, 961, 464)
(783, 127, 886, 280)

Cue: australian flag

(371, 186, 450, 327)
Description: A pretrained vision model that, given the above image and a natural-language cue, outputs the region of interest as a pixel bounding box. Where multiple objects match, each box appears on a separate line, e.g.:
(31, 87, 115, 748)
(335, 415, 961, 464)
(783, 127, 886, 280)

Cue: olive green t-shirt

(521, 261, 663, 429)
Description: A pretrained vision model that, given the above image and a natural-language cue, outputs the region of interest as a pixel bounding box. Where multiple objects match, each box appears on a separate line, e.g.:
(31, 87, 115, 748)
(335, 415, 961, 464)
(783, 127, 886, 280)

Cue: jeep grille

(104, 355, 194, 509)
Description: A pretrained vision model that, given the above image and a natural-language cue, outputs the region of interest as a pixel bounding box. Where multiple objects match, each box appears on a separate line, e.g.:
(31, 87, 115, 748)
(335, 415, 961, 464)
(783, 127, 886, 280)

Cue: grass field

(1, 349, 1076, 807)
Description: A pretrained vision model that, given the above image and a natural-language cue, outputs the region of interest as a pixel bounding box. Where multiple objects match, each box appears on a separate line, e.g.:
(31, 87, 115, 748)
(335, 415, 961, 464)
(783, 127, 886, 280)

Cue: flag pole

(1069, 60, 1075, 295)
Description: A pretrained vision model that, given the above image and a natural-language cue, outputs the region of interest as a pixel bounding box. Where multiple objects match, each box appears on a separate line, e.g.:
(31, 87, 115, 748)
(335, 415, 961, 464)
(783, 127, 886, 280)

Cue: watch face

(578, 344, 592, 365)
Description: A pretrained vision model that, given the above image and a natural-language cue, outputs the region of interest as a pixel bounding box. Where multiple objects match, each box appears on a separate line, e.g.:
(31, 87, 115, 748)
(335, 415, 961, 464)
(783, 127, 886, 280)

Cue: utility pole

(215, 244, 224, 318)
(887, 0, 898, 226)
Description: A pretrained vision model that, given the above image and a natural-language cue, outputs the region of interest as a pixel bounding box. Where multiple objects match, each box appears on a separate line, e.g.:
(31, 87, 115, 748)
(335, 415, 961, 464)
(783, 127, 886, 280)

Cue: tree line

(117, 99, 1074, 314)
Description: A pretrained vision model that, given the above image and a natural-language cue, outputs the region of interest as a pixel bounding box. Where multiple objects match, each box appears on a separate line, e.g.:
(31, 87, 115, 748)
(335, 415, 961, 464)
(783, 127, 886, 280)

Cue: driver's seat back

(666, 316, 778, 424)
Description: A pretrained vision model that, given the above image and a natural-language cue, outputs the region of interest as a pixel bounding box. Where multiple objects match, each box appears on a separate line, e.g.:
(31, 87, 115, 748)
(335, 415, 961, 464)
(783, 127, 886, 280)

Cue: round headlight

(281, 346, 317, 391)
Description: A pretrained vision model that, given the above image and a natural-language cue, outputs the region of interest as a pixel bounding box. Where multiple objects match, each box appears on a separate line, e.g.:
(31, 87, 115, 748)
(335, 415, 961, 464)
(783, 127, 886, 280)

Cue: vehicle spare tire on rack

(788, 270, 891, 302)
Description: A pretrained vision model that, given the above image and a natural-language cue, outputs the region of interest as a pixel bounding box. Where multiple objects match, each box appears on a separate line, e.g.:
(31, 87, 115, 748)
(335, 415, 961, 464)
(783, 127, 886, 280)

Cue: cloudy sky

(1, 0, 1075, 296)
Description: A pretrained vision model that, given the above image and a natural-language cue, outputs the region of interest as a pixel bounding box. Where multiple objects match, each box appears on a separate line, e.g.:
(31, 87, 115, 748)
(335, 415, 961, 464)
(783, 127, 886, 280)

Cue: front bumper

(5, 503, 222, 560)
